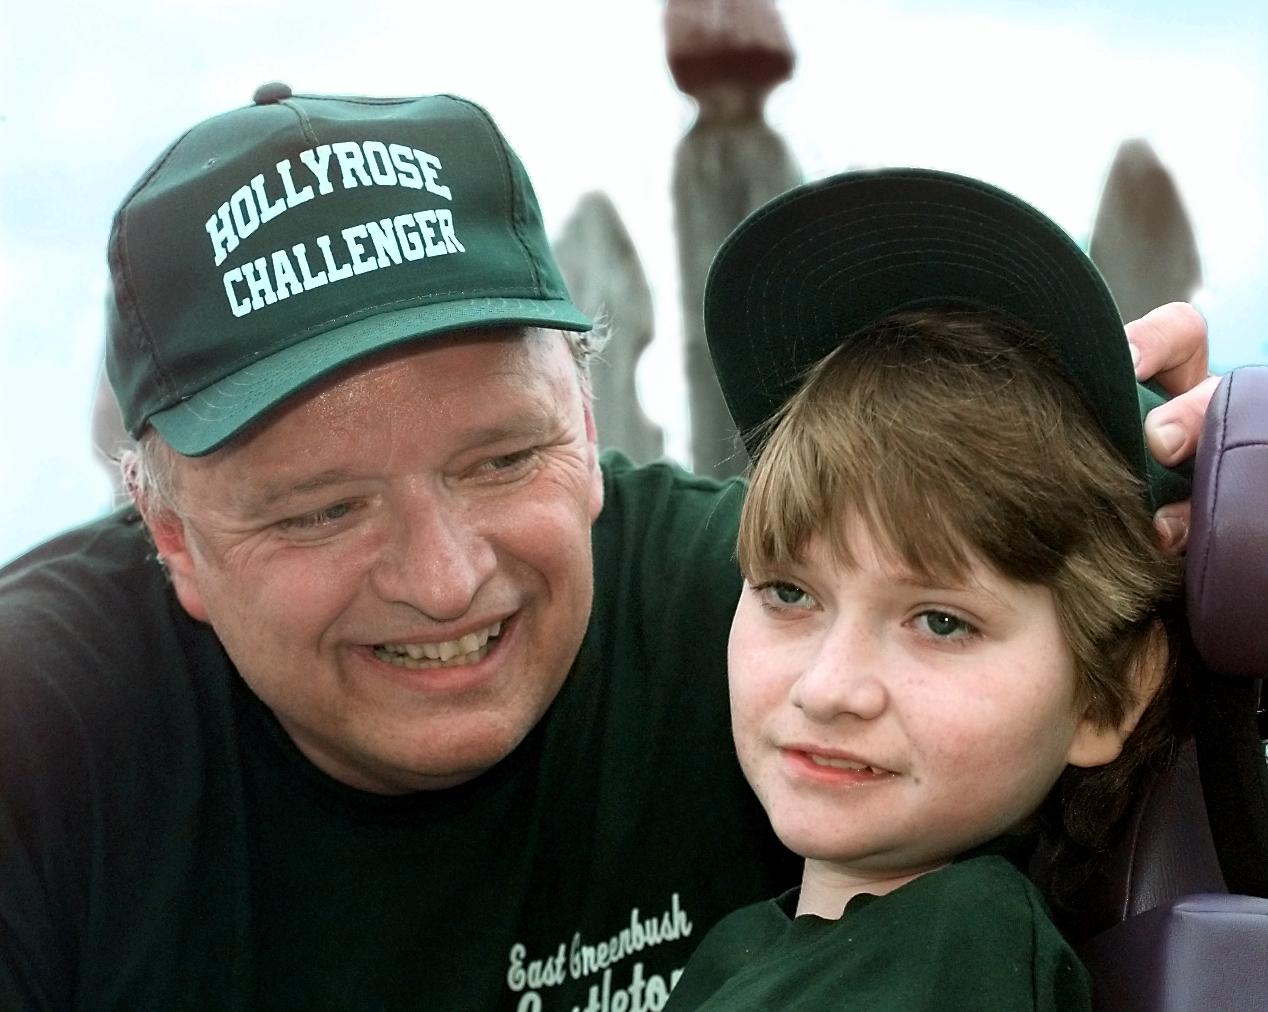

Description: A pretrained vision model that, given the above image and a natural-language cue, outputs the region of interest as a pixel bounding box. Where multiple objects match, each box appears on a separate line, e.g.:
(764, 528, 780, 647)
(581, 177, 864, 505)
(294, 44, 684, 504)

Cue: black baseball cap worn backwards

(107, 83, 591, 456)
(704, 167, 1189, 509)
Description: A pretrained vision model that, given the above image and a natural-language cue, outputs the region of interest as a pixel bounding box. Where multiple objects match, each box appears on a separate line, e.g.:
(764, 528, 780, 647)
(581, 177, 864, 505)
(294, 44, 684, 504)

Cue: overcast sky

(2, 0, 1266, 565)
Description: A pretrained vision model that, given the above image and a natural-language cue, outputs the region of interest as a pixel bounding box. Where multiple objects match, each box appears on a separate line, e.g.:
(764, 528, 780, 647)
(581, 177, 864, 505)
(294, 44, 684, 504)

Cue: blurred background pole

(666, 0, 802, 478)
(554, 191, 665, 464)
(1091, 138, 1203, 324)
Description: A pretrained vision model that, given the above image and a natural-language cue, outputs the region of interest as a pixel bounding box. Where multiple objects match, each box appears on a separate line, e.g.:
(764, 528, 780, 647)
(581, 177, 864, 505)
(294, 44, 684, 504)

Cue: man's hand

(1125, 302, 1220, 553)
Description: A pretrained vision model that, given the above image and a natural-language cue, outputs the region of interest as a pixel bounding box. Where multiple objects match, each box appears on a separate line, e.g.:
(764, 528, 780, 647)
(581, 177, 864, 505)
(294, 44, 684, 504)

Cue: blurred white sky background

(1, 0, 1266, 565)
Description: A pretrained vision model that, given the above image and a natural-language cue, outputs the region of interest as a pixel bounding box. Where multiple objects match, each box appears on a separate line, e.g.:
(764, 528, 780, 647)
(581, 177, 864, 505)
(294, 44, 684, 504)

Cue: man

(0, 87, 1216, 1011)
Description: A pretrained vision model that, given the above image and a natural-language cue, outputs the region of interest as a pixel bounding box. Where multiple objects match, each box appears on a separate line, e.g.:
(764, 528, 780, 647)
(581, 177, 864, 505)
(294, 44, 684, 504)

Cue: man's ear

(582, 399, 605, 522)
(1066, 621, 1169, 768)
(139, 501, 212, 623)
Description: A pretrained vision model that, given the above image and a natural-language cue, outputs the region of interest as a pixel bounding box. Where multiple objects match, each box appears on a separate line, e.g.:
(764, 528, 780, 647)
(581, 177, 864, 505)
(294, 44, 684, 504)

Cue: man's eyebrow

(248, 470, 360, 510)
(458, 419, 553, 446)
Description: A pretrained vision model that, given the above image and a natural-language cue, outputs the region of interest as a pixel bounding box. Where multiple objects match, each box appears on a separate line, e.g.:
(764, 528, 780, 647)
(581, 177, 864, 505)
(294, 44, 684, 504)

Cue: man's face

(727, 518, 1124, 886)
(150, 329, 603, 793)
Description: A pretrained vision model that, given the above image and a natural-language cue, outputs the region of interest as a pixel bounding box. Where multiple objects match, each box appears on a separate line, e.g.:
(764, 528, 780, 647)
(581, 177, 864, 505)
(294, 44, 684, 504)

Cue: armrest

(1078, 894, 1268, 1011)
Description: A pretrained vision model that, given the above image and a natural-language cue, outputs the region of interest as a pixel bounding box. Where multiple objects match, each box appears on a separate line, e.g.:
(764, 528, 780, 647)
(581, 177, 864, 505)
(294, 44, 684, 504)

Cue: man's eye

(476, 449, 537, 476)
(914, 610, 976, 639)
(279, 502, 353, 531)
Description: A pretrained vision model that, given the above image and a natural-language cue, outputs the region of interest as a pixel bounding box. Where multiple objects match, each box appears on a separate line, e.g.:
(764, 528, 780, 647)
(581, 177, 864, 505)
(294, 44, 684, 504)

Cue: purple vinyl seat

(1075, 366, 1268, 1010)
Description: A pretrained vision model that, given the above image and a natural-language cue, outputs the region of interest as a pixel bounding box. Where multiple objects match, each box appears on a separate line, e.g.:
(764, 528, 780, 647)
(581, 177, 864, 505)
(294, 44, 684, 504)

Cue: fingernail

(1129, 342, 1141, 371)
(1155, 514, 1188, 553)
(1155, 422, 1185, 458)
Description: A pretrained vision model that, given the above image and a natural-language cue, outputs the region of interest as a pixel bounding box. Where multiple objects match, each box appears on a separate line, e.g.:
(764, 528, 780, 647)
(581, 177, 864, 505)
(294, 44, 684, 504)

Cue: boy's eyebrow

(881, 567, 997, 596)
(885, 571, 972, 591)
(884, 569, 1017, 610)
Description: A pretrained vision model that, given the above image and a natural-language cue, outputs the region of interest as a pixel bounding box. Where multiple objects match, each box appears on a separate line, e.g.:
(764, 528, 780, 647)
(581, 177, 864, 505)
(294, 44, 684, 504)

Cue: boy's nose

(790, 620, 889, 723)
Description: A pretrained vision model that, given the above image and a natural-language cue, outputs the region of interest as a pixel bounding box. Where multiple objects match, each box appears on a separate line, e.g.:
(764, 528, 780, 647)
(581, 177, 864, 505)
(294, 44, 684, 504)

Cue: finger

(1143, 374, 1221, 466)
(1153, 502, 1191, 556)
(1124, 302, 1210, 394)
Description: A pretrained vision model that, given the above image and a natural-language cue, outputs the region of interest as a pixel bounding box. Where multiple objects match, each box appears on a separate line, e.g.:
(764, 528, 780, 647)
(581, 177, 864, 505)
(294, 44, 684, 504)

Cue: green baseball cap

(106, 84, 591, 456)
(704, 167, 1189, 509)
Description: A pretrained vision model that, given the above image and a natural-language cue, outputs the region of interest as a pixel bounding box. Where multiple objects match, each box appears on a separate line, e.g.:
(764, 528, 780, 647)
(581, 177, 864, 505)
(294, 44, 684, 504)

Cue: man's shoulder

(0, 507, 169, 660)
(0, 504, 238, 818)
(0, 507, 219, 731)
(592, 450, 745, 610)
(0, 506, 156, 596)
(0, 514, 250, 1011)
(598, 450, 745, 548)
(600, 449, 745, 505)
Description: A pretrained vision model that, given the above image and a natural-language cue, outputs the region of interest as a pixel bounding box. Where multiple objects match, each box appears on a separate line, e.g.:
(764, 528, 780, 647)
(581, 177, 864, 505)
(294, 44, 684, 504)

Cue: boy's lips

(780, 745, 899, 782)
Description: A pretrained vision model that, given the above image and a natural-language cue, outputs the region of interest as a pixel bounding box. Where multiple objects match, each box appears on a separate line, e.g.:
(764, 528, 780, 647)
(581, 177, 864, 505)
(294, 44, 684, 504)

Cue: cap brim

(704, 168, 1177, 503)
(150, 296, 591, 456)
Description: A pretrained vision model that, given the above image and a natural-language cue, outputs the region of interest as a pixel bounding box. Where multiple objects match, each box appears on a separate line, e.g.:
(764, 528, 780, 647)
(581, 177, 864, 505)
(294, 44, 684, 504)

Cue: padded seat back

(1074, 366, 1268, 1009)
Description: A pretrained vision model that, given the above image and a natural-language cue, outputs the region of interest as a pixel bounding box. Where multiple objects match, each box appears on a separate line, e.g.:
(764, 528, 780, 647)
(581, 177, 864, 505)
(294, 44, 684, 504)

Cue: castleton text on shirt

(505, 894, 694, 1011)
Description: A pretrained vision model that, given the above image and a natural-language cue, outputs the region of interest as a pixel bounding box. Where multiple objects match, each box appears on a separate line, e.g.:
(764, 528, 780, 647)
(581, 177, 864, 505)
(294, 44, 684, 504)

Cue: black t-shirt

(663, 855, 1092, 1011)
(0, 452, 798, 1011)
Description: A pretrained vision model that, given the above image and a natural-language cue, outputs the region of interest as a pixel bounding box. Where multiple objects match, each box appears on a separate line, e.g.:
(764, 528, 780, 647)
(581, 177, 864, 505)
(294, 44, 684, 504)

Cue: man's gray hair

(121, 430, 180, 516)
(561, 323, 606, 398)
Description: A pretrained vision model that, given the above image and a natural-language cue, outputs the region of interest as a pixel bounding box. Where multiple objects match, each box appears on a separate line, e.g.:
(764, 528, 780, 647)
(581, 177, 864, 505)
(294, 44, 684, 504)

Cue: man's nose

(789, 618, 889, 723)
(369, 488, 496, 621)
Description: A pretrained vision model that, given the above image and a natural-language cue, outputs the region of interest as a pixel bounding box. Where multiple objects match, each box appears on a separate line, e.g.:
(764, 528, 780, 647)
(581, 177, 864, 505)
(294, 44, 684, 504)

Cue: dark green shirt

(0, 452, 798, 1011)
(663, 855, 1092, 1011)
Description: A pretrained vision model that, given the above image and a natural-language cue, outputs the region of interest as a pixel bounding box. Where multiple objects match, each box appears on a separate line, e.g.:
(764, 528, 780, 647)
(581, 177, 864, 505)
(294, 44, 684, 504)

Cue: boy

(665, 169, 1187, 1010)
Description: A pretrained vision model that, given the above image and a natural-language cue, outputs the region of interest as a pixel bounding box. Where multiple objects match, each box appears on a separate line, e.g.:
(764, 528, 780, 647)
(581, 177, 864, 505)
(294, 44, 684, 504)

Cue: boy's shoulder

(667, 861, 1091, 1011)
(858, 854, 1055, 942)
(901, 852, 1043, 906)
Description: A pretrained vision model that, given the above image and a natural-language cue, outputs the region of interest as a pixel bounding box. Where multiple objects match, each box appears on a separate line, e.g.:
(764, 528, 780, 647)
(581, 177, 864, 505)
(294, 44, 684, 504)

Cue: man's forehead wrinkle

(426, 345, 565, 407)
(435, 353, 575, 436)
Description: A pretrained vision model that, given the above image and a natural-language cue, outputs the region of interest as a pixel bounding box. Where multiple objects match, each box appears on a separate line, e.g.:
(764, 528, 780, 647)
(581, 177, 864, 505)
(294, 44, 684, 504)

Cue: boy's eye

(914, 610, 975, 639)
(755, 581, 815, 610)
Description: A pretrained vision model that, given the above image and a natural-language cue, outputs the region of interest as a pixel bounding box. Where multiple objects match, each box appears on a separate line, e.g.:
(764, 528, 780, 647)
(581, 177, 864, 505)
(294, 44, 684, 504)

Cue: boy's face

(728, 515, 1119, 885)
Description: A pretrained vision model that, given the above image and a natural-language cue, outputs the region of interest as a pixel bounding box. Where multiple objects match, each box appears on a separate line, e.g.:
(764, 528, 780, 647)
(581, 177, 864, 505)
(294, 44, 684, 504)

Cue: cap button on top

(253, 81, 292, 105)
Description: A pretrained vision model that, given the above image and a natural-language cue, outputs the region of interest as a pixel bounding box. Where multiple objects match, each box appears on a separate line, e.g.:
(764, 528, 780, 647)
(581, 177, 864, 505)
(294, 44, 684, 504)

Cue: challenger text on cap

(202, 140, 465, 319)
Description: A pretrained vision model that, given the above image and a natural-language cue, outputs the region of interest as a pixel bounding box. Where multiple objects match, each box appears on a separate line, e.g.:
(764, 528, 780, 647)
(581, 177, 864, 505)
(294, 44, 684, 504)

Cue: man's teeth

(809, 755, 877, 772)
(373, 621, 503, 669)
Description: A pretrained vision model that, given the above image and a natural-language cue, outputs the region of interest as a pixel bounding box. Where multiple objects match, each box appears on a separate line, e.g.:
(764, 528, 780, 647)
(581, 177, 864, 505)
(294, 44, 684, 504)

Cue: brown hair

(738, 308, 1184, 893)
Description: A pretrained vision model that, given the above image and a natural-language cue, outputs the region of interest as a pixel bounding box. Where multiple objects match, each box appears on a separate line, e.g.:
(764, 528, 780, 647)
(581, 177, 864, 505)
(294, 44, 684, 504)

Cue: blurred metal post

(1090, 138, 1202, 325)
(554, 191, 665, 463)
(666, 0, 802, 478)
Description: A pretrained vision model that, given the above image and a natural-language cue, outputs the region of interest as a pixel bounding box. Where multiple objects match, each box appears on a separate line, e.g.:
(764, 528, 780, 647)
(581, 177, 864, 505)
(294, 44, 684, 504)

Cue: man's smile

(371, 619, 506, 669)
